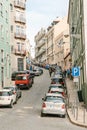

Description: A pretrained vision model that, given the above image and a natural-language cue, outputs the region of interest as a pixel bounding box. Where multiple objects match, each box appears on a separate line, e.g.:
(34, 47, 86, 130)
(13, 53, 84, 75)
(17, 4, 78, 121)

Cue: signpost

(72, 67, 80, 82)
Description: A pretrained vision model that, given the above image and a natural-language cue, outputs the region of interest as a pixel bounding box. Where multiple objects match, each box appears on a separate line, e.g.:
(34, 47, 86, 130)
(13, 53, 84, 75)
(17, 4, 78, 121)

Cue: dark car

(51, 76, 65, 86)
(11, 71, 27, 81)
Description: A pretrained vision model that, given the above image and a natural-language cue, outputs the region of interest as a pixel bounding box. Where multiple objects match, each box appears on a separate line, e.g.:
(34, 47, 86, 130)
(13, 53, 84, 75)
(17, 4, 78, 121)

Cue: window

(1, 25, 3, 37)
(6, 30, 8, 39)
(0, 3, 3, 16)
(16, 25, 20, 34)
(17, 42, 21, 51)
(1, 50, 4, 62)
(21, 43, 25, 50)
(10, 4, 13, 11)
(11, 25, 13, 32)
(6, 10, 8, 22)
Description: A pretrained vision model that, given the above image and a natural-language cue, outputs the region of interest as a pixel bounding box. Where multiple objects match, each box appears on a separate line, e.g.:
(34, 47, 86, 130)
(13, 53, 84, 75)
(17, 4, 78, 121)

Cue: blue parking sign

(72, 67, 80, 77)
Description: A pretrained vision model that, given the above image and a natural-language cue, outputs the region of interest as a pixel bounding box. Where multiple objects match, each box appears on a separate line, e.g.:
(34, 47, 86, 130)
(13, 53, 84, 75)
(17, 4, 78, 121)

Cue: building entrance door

(18, 58, 24, 71)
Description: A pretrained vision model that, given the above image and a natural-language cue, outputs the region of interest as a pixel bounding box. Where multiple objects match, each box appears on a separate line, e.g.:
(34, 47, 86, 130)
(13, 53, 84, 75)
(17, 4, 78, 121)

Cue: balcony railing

(36, 40, 45, 48)
(14, 1, 26, 9)
(35, 48, 46, 57)
(15, 16, 26, 24)
(14, 32, 26, 40)
(14, 49, 26, 56)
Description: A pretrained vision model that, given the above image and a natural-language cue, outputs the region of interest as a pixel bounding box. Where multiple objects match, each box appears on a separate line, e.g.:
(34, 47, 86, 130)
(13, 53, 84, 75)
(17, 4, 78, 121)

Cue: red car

(15, 74, 32, 89)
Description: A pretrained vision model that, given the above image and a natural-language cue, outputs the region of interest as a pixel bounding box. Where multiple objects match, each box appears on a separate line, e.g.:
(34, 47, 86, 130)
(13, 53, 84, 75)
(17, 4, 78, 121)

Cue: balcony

(15, 16, 26, 24)
(15, 32, 26, 40)
(36, 39, 45, 48)
(14, 49, 26, 56)
(14, 1, 26, 9)
(35, 48, 46, 58)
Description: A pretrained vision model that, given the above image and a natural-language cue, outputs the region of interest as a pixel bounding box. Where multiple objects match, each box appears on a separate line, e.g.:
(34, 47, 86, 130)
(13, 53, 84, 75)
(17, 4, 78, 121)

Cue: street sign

(72, 67, 80, 77)
(73, 77, 79, 82)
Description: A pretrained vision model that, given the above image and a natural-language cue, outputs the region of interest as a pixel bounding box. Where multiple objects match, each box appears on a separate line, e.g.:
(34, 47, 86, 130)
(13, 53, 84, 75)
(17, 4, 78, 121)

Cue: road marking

(23, 106, 33, 109)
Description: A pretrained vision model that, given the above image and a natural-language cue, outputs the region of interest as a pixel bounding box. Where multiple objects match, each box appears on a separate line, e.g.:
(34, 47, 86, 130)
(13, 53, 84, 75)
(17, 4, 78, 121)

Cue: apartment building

(35, 28, 46, 64)
(0, 0, 11, 88)
(54, 17, 70, 70)
(10, 0, 26, 72)
(68, 0, 87, 104)
(46, 17, 70, 70)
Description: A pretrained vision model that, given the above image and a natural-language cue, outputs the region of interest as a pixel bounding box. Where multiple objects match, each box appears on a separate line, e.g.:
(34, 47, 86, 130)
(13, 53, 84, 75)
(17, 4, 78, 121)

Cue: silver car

(41, 93, 66, 117)
(48, 84, 65, 97)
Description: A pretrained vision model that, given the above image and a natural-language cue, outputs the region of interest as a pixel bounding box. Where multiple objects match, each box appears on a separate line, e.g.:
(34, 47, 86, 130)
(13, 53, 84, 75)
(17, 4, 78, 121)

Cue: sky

(26, 0, 69, 58)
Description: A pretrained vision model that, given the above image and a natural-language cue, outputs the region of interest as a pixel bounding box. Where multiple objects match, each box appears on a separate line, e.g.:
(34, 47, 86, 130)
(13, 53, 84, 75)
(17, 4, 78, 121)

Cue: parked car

(33, 67, 43, 76)
(0, 89, 16, 108)
(15, 74, 33, 89)
(33, 69, 41, 76)
(11, 71, 27, 81)
(41, 93, 66, 117)
(51, 76, 65, 86)
(3, 85, 22, 101)
(27, 70, 35, 84)
(48, 84, 65, 97)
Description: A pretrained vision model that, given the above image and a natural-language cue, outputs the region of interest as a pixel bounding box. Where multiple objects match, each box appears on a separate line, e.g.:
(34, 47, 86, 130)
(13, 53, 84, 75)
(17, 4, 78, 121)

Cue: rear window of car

(45, 96, 64, 102)
(52, 78, 63, 82)
(16, 76, 27, 80)
(0, 92, 10, 96)
(50, 85, 63, 89)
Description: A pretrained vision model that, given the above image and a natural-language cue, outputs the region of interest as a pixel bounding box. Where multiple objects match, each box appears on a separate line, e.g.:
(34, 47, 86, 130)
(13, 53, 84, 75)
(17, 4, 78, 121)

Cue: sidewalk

(66, 78, 87, 128)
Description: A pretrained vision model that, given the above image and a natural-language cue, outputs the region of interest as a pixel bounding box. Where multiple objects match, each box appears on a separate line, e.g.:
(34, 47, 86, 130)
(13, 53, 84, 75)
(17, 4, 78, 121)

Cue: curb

(67, 109, 87, 128)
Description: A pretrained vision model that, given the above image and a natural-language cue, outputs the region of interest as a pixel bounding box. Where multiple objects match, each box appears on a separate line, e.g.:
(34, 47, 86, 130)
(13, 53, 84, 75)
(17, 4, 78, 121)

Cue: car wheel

(41, 112, 45, 117)
(15, 97, 18, 104)
(9, 100, 13, 108)
(60, 114, 65, 118)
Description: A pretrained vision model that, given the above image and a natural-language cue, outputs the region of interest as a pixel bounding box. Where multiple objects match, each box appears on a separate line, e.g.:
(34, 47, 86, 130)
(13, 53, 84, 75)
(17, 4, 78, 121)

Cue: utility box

(77, 90, 83, 102)
(82, 83, 87, 106)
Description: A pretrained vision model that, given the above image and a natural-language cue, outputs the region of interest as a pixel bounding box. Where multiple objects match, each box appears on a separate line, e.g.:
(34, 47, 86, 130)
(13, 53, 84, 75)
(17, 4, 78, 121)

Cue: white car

(4, 85, 22, 103)
(41, 93, 66, 117)
(48, 84, 65, 97)
(0, 89, 15, 108)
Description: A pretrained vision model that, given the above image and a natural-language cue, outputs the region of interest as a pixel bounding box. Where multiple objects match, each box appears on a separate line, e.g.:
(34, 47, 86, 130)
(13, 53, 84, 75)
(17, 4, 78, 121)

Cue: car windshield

(45, 96, 64, 102)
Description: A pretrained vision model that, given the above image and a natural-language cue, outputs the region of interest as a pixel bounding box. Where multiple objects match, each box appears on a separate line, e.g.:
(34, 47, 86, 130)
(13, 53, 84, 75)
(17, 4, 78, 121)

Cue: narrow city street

(0, 69, 86, 130)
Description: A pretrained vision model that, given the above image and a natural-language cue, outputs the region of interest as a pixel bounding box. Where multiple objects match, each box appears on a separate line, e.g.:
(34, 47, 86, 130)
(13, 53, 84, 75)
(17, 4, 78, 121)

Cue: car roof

(51, 76, 63, 79)
(3, 86, 16, 88)
(50, 87, 64, 91)
(50, 83, 62, 86)
(0, 89, 12, 92)
(16, 74, 29, 76)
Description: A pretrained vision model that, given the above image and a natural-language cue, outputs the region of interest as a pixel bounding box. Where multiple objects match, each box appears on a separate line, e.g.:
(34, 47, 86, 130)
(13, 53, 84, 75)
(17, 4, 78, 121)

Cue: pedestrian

(63, 70, 66, 78)
(49, 67, 52, 77)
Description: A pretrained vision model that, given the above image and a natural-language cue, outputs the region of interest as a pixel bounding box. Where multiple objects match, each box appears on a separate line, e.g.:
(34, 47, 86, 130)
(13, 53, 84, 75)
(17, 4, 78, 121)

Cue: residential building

(68, 0, 87, 104)
(46, 16, 70, 70)
(54, 17, 70, 69)
(26, 39, 32, 69)
(10, 0, 26, 72)
(0, 0, 11, 88)
(35, 28, 46, 64)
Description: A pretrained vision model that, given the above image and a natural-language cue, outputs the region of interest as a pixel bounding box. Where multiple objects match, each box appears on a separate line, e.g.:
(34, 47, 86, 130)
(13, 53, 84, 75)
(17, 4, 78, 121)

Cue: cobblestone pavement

(66, 78, 87, 128)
